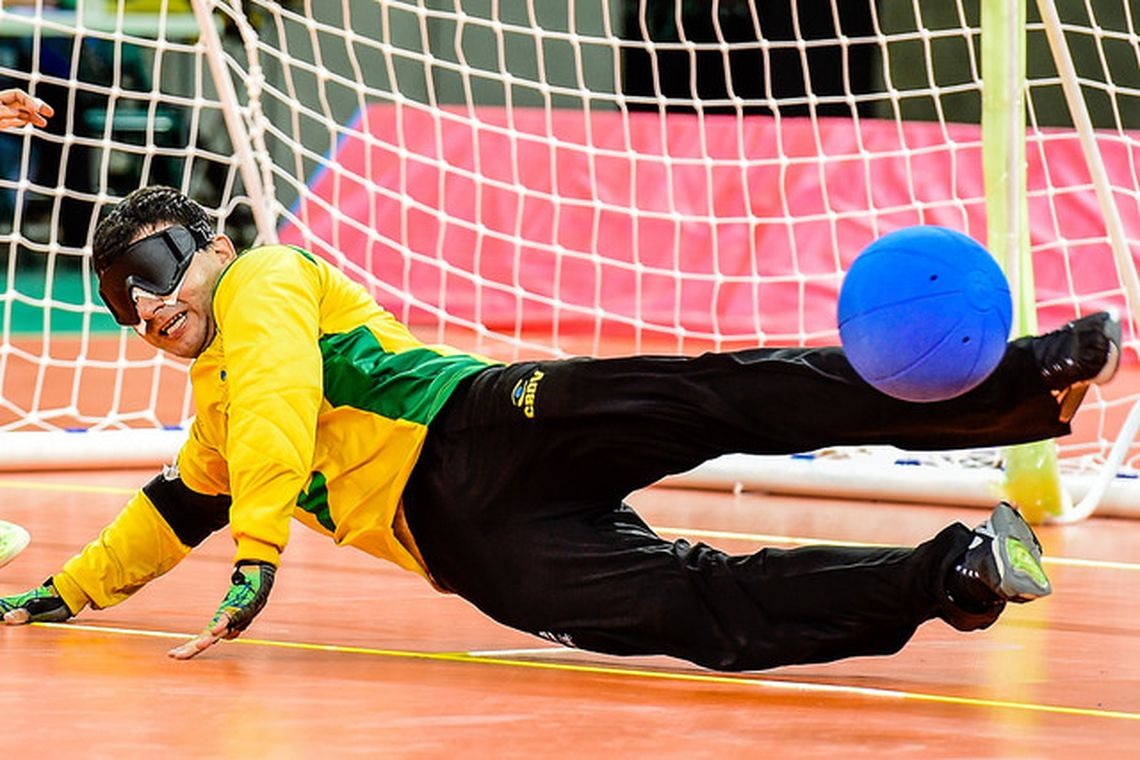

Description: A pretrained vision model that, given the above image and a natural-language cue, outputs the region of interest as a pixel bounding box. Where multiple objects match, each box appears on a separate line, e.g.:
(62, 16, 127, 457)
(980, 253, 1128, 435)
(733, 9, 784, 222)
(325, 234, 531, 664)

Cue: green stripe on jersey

(297, 471, 335, 532)
(320, 326, 488, 425)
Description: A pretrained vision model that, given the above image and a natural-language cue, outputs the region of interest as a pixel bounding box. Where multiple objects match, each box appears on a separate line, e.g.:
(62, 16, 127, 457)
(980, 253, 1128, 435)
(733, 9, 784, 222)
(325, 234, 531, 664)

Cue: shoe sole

(990, 503, 1052, 601)
(1057, 313, 1122, 424)
(0, 520, 30, 570)
(1093, 313, 1123, 384)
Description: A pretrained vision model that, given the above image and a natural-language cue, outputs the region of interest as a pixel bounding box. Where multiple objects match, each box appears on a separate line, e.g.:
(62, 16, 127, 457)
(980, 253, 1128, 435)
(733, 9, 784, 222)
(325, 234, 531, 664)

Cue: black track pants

(402, 338, 1065, 671)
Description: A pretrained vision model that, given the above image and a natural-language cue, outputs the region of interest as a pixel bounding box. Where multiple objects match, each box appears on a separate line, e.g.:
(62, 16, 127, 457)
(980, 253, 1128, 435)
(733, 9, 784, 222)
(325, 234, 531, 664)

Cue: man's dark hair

(92, 186, 214, 275)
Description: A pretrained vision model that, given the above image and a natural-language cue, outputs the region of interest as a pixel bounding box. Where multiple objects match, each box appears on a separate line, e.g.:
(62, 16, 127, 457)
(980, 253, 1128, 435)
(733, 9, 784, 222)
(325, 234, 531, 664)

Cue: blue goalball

(837, 226, 1012, 402)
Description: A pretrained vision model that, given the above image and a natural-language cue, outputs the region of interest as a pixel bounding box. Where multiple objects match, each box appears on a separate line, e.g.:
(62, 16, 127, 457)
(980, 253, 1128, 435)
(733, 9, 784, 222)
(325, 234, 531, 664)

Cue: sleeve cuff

(50, 571, 91, 617)
(234, 537, 281, 567)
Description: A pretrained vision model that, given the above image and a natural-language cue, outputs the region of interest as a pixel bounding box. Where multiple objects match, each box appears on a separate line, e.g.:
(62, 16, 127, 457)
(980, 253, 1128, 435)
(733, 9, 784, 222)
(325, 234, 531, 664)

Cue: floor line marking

(0, 477, 136, 495)
(31, 621, 1140, 723)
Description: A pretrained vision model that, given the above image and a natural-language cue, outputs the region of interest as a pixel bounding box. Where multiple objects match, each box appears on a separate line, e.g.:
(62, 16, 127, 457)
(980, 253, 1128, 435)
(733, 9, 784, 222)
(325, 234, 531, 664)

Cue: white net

(0, 0, 236, 440)
(1, 0, 1139, 514)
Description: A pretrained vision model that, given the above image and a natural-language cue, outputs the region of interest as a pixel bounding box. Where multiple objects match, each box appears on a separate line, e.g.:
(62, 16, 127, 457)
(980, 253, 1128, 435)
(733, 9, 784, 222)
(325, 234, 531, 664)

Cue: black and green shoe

(956, 501, 1053, 605)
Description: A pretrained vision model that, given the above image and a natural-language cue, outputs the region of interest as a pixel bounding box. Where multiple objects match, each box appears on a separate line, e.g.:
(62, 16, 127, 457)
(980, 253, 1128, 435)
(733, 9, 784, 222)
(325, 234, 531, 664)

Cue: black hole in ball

(962, 336, 971, 343)
(930, 274, 938, 281)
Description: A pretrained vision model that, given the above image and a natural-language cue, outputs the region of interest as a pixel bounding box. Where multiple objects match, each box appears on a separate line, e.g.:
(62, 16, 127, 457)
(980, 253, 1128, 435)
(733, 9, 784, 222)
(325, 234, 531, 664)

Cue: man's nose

(135, 294, 165, 321)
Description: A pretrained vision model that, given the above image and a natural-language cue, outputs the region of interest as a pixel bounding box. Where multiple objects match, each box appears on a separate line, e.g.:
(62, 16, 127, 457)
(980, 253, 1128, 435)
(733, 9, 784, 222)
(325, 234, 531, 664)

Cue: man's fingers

(167, 634, 218, 660)
(167, 631, 222, 660)
(171, 563, 275, 660)
(3, 608, 30, 625)
(0, 100, 53, 129)
(167, 613, 233, 660)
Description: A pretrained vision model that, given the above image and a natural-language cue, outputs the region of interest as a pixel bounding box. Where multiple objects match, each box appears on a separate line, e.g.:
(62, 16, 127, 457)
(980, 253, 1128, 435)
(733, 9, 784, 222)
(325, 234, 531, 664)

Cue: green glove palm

(168, 560, 276, 660)
(0, 578, 73, 624)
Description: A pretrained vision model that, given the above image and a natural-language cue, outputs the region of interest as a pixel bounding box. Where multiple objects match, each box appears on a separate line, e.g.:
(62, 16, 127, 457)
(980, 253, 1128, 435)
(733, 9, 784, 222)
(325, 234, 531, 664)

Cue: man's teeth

(161, 313, 186, 336)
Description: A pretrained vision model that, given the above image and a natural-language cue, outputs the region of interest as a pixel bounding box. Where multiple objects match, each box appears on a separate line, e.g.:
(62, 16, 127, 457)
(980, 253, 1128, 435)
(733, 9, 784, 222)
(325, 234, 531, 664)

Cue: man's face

(131, 229, 236, 358)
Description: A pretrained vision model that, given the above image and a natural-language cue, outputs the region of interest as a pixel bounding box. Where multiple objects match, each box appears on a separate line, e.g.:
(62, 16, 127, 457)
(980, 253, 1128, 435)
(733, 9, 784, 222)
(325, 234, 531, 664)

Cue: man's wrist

(48, 571, 89, 616)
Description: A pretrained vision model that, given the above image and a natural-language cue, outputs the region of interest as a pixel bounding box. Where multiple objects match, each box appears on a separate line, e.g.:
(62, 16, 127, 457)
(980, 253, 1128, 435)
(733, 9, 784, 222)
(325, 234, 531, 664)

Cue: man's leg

(405, 482, 1043, 671)
(403, 316, 1099, 670)
(407, 382, 1053, 672)
(448, 313, 1117, 500)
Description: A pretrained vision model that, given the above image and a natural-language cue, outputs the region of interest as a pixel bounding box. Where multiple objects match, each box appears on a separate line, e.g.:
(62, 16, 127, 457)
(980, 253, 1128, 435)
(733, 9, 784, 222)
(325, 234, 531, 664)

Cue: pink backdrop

(279, 105, 1135, 344)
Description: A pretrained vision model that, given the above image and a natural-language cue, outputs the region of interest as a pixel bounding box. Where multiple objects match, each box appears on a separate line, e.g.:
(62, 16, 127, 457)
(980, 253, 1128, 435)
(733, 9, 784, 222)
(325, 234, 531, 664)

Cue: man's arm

(168, 249, 323, 659)
(213, 250, 324, 568)
(1, 468, 231, 624)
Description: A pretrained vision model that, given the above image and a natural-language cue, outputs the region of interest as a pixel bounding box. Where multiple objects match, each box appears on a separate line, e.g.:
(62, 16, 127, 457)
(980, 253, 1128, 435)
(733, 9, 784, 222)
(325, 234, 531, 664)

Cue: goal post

(1, 0, 1139, 521)
(982, 0, 1068, 523)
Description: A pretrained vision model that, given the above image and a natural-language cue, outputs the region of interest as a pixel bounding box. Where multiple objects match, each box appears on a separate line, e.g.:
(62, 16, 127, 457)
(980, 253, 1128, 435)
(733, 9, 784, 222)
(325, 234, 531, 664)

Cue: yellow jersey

(52, 245, 493, 614)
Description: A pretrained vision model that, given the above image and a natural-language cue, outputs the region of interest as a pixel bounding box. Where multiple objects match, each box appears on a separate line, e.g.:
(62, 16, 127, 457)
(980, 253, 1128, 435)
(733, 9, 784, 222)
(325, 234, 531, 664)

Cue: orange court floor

(1, 467, 1138, 758)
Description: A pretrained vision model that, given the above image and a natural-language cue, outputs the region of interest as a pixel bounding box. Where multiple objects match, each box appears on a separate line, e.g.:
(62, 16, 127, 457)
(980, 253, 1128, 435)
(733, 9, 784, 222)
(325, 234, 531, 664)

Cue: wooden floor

(2, 470, 1138, 756)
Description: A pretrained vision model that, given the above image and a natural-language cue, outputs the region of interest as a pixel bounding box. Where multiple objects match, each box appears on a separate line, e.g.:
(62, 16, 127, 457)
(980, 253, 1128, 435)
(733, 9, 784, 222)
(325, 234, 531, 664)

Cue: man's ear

(211, 235, 238, 265)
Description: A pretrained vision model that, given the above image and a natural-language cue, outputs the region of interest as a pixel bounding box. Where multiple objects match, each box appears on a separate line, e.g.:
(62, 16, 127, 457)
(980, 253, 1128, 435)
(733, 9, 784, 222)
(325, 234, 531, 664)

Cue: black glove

(168, 561, 275, 660)
(0, 578, 74, 624)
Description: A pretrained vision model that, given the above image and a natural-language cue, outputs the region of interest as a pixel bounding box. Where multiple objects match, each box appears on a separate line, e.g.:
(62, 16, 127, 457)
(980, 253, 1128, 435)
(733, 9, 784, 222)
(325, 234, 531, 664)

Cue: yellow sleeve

(213, 250, 324, 566)
(177, 417, 231, 496)
(52, 489, 192, 613)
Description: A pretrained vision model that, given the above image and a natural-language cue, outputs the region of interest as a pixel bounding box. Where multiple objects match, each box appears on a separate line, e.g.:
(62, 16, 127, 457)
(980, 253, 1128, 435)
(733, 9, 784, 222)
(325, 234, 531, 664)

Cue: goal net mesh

(1, 0, 1138, 511)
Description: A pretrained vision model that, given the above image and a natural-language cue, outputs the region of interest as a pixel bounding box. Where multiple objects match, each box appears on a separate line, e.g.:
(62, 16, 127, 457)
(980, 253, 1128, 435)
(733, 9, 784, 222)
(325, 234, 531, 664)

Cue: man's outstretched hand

(168, 561, 276, 660)
(1, 578, 73, 624)
(0, 88, 53, 129)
